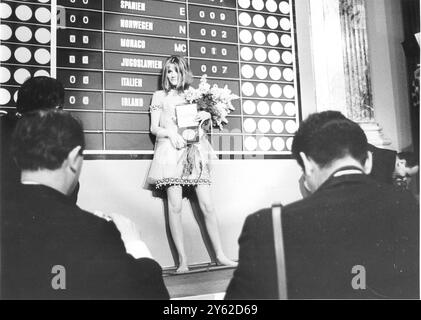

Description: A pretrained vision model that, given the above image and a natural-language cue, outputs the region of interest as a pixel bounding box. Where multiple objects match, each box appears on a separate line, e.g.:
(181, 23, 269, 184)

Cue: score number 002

(199, 28, 228, 40)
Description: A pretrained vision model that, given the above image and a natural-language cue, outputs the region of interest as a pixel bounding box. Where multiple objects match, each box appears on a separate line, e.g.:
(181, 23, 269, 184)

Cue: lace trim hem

(155, 177, 211, 189)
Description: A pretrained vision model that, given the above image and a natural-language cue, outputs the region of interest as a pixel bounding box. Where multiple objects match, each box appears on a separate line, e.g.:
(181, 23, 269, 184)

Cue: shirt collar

(330, 165, 364, 178)
(316, 166, 367, 193)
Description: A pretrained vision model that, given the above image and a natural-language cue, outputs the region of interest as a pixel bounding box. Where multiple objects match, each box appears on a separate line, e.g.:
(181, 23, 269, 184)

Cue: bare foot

(216, 256, 238, 267)
(175, 265, 189, 274)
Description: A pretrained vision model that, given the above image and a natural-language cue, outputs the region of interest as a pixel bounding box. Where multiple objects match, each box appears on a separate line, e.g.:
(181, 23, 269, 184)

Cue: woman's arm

(150, 108, 168, 138)
(149, 91, 186, 149)
(149, 92, 168, 138)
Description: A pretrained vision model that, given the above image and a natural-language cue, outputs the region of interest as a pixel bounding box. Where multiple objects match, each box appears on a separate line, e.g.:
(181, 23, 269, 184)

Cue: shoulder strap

(272, 204, 287, 299)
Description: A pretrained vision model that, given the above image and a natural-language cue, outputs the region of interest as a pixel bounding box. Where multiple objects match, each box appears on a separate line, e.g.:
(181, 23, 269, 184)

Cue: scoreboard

(0, 0, 301, 157)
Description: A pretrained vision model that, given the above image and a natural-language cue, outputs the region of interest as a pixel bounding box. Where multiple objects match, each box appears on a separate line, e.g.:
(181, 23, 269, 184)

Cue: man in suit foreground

(1, 110, 169, 299)
(297, 112, 418, 197)
(225, 111, 419, 299)
(0, 76, 80, 205)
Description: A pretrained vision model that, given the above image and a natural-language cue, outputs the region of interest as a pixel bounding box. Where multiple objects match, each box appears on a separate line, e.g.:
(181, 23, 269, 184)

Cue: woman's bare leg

(167, 185, 188, 272)
(195, 184, 237, 267)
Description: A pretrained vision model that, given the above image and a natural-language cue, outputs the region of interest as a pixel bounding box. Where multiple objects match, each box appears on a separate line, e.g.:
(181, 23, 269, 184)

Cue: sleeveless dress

(146, 90, 216, 189)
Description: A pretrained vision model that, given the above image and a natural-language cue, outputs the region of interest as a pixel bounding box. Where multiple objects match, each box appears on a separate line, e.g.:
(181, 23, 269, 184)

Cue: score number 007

(200, 64, 228, 74)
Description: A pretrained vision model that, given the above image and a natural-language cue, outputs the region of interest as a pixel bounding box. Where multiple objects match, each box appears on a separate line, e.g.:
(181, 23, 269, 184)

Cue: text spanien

(120, 1, 145, 11)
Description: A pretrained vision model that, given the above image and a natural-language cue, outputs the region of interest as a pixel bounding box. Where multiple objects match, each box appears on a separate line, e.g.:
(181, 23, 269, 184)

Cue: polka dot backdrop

(238, 0, 298, 153)
(0, 0, 52, 109)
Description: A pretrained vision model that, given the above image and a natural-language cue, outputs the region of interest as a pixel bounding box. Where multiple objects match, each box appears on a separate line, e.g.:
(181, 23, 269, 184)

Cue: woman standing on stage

(146, 55, 237, 273)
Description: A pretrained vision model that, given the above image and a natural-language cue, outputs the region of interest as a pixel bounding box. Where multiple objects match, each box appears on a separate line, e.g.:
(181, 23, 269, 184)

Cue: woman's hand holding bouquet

(184, 75, 239, 131)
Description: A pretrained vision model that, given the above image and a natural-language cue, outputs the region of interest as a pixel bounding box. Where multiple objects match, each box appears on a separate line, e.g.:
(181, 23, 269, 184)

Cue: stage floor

(163, 265, 235, 300)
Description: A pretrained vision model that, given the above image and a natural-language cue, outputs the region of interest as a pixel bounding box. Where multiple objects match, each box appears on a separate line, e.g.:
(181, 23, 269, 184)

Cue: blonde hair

(161, 55, 193, 93)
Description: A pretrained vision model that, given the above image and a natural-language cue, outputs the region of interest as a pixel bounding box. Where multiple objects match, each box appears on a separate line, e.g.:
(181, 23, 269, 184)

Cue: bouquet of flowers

(184, 74, 239, 130)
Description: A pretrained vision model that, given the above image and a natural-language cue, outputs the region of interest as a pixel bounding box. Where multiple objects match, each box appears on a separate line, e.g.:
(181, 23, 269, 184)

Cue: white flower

(200, 74, 207, 83)
(197, 74, 210, 94)
(214, 101, 225, 111)
(183, 79, 238, 129)
(199, 82, 210, 95)
(227, 101, 235, 111)
(214, 102, 228, 123)
(210, 85, 220, 98)
(184, 87, 195, 102)
(230, 93, 239, 100)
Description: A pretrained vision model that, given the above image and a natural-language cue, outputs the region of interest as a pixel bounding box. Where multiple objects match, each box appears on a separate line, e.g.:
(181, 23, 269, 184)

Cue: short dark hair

(292, 111, 368, 169)
(397, 151, 419, 168)
(11, 110, 85, 171)
(16, 76, 65, 114)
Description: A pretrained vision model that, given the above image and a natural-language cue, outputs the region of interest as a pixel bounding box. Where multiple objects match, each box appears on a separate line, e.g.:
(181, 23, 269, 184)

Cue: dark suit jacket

(0, 113, 19, 203)
(368, 144, 397, 185)
(1, 184, 169, 299)
(225, 173, 419, 299)
(0, 113, 79, 206)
